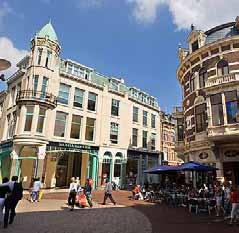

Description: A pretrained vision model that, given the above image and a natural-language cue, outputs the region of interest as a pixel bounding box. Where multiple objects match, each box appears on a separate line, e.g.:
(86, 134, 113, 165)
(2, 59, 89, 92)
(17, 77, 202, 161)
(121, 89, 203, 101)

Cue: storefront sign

(46, 141, 99, 153)
(0, 141, 13, 154)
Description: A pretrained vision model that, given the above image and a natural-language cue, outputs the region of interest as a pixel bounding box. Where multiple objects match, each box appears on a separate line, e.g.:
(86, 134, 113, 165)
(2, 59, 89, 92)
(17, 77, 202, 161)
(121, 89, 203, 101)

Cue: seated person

(133, 185, 143, 200)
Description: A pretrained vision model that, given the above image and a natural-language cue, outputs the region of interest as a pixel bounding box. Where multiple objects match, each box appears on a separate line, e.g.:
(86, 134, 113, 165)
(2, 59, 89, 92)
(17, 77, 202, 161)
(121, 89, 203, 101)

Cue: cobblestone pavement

(4, 198, 151, 233)
(2, 190, 238, 233)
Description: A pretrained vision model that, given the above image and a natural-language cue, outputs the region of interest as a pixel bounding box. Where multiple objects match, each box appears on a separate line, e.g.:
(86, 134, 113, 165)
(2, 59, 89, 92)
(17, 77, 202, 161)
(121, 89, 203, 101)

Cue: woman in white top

(68, 177, 78, 211)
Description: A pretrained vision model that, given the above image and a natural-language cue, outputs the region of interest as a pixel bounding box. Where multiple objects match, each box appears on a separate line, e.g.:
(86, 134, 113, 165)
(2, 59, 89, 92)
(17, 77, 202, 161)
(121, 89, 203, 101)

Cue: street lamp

(0, 58, 11, 82)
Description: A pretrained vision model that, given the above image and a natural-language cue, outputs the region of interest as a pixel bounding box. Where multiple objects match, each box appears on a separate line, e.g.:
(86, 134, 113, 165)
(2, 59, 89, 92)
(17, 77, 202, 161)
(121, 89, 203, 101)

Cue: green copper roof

(37, 22, 58, 42)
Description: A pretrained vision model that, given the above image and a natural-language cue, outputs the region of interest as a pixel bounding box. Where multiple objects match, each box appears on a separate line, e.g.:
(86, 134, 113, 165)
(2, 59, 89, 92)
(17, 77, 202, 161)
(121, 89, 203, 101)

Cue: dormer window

(217, 59, 229, 76)
(67, 63, 73, 74)
(191, 40, 199, 52)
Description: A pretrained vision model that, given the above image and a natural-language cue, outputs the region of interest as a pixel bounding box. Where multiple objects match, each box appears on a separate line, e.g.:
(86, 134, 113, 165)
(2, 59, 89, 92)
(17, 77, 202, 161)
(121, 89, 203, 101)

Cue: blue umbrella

(179, 161, 217, 171)
(144, 165, 179, 174)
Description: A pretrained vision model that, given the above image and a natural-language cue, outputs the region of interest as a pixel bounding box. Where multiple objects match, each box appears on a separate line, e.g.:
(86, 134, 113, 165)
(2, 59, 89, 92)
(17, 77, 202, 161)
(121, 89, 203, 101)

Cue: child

(78, 188, 87, 208)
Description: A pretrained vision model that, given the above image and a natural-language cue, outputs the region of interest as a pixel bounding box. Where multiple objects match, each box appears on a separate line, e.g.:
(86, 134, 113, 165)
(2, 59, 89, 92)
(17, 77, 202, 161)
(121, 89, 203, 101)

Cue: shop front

(44, 141, 99, 189)
(99, 147, 127, 188)
(126, 149, 160, 188)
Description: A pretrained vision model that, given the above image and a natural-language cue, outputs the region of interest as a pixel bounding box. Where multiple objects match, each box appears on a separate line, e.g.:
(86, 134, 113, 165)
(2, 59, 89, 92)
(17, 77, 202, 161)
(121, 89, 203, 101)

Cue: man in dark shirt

(4, 176, 23, 228)
(0, 177, 11, 226)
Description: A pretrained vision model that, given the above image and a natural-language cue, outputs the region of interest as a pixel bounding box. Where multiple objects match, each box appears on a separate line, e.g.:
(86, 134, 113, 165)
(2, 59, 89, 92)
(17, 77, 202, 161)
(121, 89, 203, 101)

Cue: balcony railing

(16, 90, 57, 108)
(207, 124, 239, 139)
(206, 73, 239, 88)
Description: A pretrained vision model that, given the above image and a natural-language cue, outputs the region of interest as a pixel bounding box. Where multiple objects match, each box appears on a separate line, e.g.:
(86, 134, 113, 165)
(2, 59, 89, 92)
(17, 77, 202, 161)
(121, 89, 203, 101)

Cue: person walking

(68, 177, 78, 211)
(102, 179, 116, 205)
(4, 176, 23, 228)
(31, 178, 42, 203)
(0, 177, 11, 226)
(84, 178, 93, 207)
(229, 185, 239, 225)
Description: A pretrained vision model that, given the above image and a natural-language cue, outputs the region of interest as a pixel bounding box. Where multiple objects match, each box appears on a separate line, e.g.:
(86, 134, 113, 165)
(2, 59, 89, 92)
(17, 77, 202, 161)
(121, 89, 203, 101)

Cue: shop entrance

(223, 162, 239, 185)
(126, 158, 138, 188)
(101, 152, 112, 185)
(55, 152, 82, 187)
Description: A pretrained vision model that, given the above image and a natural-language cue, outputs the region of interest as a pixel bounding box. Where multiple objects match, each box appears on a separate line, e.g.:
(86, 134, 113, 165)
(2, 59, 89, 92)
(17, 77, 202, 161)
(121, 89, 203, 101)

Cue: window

(132, 128, 138, 147)
(143, 111, 148, 126)
(110, 122, 119, 144)
(199, 68, 207, 88)
(225, 90, 239, 124)
(67, 63, 73, 74)
(73, 65, 79, 76)
(41, 76, 48, 98)
(37, 108, 46, 133)
(111, 99, 120, 116)
(45, 50, 51, 68)
(190, 74, 196, 92)
(70, 115, 82, 139)
(87, 92, 97, 111)
(195, 104, 207, 132)
(133, 106, 139, 122)
(191, 40, 199, 52)
(11, 87, 16, 105)
(7, 114, 12, 138)
(142, 131, 147, 148)
(110, 80, 119, 91)
(74, 88, 84, 108)
(151, 114, 156, 128)
(217, 60, 229, 76)
(32, 75, 39, 95)
(210, 94, 224, 126)
(177, 118, 184, 141)
(37, 48, 43, 65)
(85, 71, 89, 80)
(85, 117, 95, 141)
(54, 111, 67, 137)
(24, 106, 34, 131)
(12, 111, 16, 136)
(151, 133, 156, 151)
(58, 83, 70, 105)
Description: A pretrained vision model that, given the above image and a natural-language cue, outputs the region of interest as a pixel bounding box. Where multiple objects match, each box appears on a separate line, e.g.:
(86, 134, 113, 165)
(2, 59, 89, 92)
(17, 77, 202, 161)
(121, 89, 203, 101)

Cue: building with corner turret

(0, 22, 161, 189)
(174, 17, 239, 186)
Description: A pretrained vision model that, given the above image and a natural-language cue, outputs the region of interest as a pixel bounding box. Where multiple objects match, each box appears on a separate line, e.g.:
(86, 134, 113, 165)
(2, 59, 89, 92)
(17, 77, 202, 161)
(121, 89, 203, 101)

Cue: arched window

(199, 67, 207, 88)
(217, 59, 229, 76)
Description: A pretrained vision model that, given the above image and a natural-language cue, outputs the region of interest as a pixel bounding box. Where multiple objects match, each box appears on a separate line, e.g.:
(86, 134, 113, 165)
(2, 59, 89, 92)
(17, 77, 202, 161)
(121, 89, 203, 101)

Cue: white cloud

(126, 0, 165, 24)
(0, 37, 27, 79)
(126, 0, 239, 30)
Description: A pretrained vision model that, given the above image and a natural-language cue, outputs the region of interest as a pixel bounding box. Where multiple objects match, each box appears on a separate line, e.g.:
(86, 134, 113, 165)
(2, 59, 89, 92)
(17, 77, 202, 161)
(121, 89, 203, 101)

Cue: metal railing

(16, 90, 57, 107)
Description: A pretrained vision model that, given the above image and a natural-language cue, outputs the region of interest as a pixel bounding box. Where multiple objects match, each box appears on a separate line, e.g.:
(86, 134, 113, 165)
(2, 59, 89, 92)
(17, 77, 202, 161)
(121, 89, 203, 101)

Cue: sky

(0, 0, 239, 112)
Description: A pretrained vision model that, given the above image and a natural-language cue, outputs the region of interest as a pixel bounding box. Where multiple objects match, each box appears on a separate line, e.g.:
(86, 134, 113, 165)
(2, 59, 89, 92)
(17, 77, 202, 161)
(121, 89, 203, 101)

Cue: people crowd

(130, 181, 239, 225)
(0, 176, 23, 228)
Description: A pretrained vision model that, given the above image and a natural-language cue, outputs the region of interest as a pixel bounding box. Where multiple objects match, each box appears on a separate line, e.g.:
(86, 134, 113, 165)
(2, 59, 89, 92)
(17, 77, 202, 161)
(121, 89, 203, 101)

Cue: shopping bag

(38, 190, 43, 200)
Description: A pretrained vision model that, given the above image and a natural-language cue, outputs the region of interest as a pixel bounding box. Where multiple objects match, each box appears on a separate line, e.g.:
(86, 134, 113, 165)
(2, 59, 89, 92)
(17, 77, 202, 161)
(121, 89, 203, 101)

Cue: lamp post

(0, 58, 11, 81)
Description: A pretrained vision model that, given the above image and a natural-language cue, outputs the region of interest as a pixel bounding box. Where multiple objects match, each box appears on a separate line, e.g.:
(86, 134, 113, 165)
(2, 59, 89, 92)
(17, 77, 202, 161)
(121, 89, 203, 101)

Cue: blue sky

(0, 0, 238, 112)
